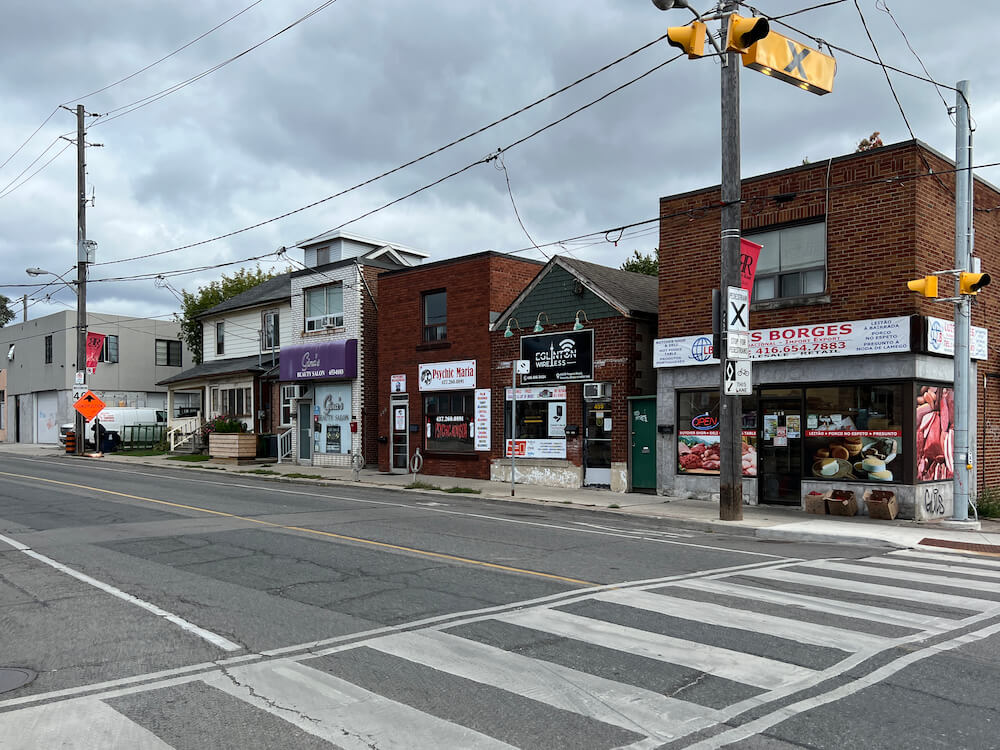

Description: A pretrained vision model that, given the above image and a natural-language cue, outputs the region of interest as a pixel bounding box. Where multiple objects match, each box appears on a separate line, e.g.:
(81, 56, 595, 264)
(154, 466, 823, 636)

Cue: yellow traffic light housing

(725, 14, 769, 53)
(959, 272, 991, 295)
(667, 21, 706, 59)
(907, 276, 939, 298)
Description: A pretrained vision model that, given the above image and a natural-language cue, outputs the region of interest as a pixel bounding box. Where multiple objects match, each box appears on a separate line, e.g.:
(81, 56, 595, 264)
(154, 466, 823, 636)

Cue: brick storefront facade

(656, 140, 1000, 516)
(376, 252, 543, 479)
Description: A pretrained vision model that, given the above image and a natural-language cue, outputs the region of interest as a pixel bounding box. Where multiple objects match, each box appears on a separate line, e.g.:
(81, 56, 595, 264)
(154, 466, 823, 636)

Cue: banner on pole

(85, 332, 105, 375)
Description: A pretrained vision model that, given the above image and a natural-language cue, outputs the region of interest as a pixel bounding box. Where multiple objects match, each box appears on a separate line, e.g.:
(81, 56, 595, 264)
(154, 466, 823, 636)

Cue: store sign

(520, 330, 594, 384)
(504, 386, 567, 401)
(418, 359, 476, 391)
(505, 438, 567, 459)
(280, 339, 358, 380)
(926, 316, 988, 361)
(655, 316, 911, 367)
(474, 388, 490, 451)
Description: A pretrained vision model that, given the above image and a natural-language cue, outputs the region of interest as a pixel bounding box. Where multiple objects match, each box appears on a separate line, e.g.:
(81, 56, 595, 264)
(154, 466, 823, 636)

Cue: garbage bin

(257, 434, 277, 458)
(101, 433, 118, 453)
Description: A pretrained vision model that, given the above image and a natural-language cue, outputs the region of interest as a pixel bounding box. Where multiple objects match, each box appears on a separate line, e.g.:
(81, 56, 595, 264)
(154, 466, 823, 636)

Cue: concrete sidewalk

(5, 443, 1000, 552)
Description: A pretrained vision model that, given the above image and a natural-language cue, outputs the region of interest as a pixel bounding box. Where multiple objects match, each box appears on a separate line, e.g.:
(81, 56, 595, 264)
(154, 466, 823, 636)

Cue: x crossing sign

(742, 31, 836, 95)
(727, 286, 749, 333)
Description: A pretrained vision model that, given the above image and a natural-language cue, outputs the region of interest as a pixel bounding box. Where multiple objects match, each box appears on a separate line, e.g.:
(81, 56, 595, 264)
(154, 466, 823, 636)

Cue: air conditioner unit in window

(583, 382, 608, 401)
(323, 314, 343, 329)
(294, 385, 312, 399)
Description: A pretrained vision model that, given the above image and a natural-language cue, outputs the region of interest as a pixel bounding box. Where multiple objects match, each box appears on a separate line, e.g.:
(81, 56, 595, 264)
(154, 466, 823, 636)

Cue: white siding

(202, 303, 292, 363)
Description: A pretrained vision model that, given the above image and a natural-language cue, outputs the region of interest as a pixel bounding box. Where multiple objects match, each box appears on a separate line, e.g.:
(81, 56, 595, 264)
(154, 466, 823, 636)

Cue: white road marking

(367, 629, 722, 742)
(885, 550, 1000, 575)
(202, 659, 519, 750)
(0, 697, 173, 750)
(499, 608, 817, 691)
(0, 532, 242, 652)
(805, 559, 1000, 594)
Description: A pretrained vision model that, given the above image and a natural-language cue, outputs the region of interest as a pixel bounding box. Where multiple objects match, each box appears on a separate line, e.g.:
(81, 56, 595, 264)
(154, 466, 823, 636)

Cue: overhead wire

(90, 33, 677, 268)
(495, 153, 548, 260)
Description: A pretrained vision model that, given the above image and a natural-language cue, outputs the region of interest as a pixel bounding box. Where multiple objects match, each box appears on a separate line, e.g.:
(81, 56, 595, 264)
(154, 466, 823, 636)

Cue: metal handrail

(277, 429, 294, 464)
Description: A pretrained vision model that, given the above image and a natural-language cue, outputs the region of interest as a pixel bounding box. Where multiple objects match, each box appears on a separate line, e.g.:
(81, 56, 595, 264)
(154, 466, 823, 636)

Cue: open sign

(691, 412, 719, 431)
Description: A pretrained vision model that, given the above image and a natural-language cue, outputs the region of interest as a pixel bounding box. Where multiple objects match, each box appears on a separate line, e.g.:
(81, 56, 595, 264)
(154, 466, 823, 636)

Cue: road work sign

(73, 391, 106, 421)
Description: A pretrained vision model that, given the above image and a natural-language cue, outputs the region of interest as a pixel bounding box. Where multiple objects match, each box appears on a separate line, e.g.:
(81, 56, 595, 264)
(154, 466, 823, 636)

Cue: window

(99, 335, 119, 364)
(749, 222, 826, 302)
(280, 384, 299, 425)
(216, 322, 225, 355)
(304, 284, 343, 332)
(214, 386, 252, 417)
(44, 335, 53, 364)
(155, 339, 182, 367)
(676, 390, 757, 476)
(425, 391, 474, 452)
(262, 311, 280, 351)
(423, 290, 447, 341)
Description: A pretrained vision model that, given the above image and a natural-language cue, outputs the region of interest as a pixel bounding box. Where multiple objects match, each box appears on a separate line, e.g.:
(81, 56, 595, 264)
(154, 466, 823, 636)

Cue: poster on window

(314, 383, 351, 454)
(505, 439, 567, 459)
(916, 385, 954, 482)
(474, 389, 490, 451)
(677, 430, 757, 476)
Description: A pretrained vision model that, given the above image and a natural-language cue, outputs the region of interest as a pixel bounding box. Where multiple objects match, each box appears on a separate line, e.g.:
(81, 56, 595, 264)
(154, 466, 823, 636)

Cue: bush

(201, 415, 248, 438)
(975, 488, 1000, 519)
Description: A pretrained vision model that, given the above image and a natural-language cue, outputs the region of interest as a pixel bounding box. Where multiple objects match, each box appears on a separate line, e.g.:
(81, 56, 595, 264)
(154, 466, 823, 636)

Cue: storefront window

(677, 390, 757, 476)
(314, 383, 351, 454)
(803, 384, 903, 482)
(425, 391, 474, 452)
(503, 386, 567, 459)
(916, 384, 953, 482)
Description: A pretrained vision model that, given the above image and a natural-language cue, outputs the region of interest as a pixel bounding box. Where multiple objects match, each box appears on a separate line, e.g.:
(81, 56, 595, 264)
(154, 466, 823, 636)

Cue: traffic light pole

(718, 3, 743, 521)
(953, 80, 972, 521)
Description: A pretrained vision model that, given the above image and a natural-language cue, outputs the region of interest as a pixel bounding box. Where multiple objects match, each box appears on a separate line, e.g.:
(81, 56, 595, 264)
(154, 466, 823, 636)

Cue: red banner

(85, 332, 105, 374)
(740, 238, 762, 298)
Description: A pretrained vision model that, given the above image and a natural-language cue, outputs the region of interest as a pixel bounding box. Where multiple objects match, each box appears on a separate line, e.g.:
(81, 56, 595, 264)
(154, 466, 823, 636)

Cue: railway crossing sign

(73, 391, 106, 421)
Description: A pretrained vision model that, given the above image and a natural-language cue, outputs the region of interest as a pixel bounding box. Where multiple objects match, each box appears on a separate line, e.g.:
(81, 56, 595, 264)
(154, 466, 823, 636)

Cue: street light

(26, 266, 86, 454)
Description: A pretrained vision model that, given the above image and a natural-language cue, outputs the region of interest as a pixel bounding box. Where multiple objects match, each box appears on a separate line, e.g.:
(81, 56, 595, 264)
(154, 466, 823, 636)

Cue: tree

(620, 249, 658, 276)
(856, 131, 883, 152)
(176, 266, 277, 364)
(0, 295, 14, 327)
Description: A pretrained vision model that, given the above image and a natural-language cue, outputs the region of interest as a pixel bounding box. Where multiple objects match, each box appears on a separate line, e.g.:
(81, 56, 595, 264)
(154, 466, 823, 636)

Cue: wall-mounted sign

(280, 339, 358, 380)
(505, 438, 567, 459)
(655, 316, 911, 367)
(474, 388, 491, 451)
(926, 316, 988, 361)
(391, 374, 406, 393)
(520, 330, 594, 384)
(418, 359, 476, 391)
(504, 386, 567, 401)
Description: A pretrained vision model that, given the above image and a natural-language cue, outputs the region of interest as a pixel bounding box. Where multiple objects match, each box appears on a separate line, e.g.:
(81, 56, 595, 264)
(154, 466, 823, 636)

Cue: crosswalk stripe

(204, 659, 518, 750)
(499, 607, 816, 691)
(745, 567, 996, 613)
(800, 560, 1000, 595)
(852, 556, 1000, 580)
(594, 588, 893, 652)
(366, 629, 720, 743)
(0, 697, 173, 750)
(889, 550, 1000, 573)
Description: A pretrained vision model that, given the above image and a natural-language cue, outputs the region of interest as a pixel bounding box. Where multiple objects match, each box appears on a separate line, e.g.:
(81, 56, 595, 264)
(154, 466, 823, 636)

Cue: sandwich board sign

(73, 391, 106, 421)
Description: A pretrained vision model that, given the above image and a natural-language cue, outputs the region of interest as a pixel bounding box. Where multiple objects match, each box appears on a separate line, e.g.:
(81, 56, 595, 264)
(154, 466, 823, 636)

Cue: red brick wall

(360, 265, 383, 465)
(376, 254, 541, 478)
(658, 140, 1000, 492)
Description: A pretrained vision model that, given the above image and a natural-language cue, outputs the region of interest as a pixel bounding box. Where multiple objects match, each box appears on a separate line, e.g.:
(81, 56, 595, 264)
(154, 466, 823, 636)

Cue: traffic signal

(959, 272, 991, 295)
(667, 21, 706, 58)
(907, 276, 939, 298)
(725, 14, 770, 53)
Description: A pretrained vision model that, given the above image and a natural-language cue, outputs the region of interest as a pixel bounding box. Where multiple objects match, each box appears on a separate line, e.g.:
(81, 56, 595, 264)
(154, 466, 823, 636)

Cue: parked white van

(60, 408, 167, 447)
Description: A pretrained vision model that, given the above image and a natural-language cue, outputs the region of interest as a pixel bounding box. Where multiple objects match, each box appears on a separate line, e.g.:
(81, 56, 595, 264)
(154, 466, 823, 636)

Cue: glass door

(297, 401, 312, 461)
(758, 388, 803, 505)
(391, 399, 409, 472)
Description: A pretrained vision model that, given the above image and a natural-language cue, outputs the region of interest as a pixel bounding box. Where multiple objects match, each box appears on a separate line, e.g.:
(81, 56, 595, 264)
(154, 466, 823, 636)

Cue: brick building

(491, 256, 658, 492)
(376, 252, 543, 479)
(654, 139, 1000, 519)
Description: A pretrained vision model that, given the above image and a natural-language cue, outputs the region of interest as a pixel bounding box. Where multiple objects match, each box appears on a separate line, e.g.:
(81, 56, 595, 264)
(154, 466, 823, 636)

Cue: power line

(90, 34, 676, 267)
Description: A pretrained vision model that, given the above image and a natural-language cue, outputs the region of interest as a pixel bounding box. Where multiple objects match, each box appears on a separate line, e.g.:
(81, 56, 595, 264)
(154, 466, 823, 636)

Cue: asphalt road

(1, 452, 999, 749)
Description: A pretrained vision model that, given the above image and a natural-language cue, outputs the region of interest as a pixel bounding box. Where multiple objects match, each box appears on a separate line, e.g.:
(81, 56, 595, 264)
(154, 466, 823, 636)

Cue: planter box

(209, 432, 257, 459)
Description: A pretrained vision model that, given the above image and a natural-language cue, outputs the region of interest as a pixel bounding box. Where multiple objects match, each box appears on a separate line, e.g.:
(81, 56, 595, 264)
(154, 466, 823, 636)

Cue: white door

(35, 391, 59, 443)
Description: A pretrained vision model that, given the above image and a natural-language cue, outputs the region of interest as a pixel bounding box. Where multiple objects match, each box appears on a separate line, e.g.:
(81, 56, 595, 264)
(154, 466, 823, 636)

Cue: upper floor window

(99, 335, 119, 364)
(262, 311, 280, 351)
(44, 335, 53, 364)
(155, 339, 182, 367)
(749, 222, 826, 302)
(423, 290, 447, 341)
(216, 322, 225, 355)
(304, 284, 343, 332)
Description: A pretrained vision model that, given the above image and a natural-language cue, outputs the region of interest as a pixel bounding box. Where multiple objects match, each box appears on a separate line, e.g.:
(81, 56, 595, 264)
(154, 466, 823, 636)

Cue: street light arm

(25, 267, 79, 296)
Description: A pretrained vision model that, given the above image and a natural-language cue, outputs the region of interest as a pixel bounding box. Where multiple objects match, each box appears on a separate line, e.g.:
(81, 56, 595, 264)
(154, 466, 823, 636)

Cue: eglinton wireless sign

(520, 330, 594, 384)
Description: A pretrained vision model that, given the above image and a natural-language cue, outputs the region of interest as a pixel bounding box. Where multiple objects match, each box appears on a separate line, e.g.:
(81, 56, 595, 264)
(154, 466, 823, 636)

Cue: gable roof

(199, 273, 292, 319)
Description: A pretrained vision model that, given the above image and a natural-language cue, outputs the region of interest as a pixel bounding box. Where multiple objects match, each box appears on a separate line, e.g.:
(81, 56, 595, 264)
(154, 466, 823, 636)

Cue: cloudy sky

(0, 0, 994, 322)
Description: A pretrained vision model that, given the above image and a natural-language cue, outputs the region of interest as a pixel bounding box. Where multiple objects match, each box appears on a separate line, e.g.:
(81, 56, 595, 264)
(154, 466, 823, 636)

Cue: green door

(630, 396, 657, 491)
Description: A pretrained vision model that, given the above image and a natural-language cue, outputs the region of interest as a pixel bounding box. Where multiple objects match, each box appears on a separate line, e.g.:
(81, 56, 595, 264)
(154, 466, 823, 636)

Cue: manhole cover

(0, 668, 36, 694)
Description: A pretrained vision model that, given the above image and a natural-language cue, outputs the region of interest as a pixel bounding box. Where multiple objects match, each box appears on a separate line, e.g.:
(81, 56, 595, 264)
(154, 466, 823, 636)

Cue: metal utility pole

(718, 3, 743, 521)
(75, 104, 88, 455)
(953, 80, 972, 520)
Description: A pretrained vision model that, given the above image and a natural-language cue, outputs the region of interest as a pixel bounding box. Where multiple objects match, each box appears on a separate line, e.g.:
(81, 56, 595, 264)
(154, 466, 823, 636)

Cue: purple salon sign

(280, 339, 358, 381)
